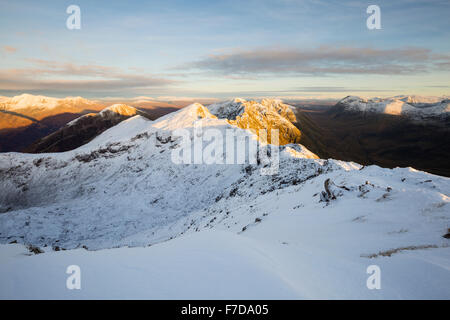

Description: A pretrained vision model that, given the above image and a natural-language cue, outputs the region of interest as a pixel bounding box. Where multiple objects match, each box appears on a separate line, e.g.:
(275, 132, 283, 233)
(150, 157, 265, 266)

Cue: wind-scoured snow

(0, 99, 449, 299)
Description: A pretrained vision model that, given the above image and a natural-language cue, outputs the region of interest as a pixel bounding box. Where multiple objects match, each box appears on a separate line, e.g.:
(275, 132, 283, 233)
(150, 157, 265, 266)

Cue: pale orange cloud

(3, 46, 17, 54)
(0, 59, 177, 93)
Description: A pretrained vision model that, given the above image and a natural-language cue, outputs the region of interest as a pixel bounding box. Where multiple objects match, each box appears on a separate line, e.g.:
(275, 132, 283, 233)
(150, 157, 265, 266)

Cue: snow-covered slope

(337, 95, 450, 120)
(0, 100, 449, 299)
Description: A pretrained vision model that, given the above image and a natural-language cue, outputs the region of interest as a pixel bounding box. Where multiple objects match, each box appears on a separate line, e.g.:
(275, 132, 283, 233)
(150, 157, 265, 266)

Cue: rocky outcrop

(208, 98, 302, 145)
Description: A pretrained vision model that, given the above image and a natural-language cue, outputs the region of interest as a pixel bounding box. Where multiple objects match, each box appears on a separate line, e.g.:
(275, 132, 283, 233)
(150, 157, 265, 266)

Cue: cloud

(293, 86, 397, 92)
(3, 46, 17, 54)
(181, 46, 449, 76)
(155, 96, 220, 103)
(0, 59, 177, 93)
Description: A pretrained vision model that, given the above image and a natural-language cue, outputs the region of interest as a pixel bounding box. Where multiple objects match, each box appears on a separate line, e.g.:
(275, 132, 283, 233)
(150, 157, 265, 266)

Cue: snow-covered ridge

(337, 95, 450, 119)
(394, 95, 448, 105)
(0, 99, 449, 299)
(0, 93, 102, 111)
(99, 104, 139, 117)
(0, 101, 318, 249)
(67, 104, 139, 127)
(152, 102, 217, 130)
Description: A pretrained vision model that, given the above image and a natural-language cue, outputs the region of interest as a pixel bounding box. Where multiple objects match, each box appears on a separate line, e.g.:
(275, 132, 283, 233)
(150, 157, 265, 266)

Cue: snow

(66, 104, 139, 127)
(0, 99, 449, 299)
(98, 104, 138, 117)
(394, 95, 448, 105)
(338, 95, 450, 120)
(207, 98, 296, 122)
(5, 94, 60, 110)
(0, 94, 102, 111)
(66, 113, 98, 126)
(152, 102, 218, 130)
(207, 98, 300, 145)
(78, 115, 153, 150)
(281, 144, 319, 159)
(1, 184, 449, 299)
(207, 98, 247, 119)
(0, 232, 299, 299)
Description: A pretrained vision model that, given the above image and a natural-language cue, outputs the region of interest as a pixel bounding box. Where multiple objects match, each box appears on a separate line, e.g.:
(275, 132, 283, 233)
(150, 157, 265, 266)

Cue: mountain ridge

(335, 95, 450, 121)
(25, 104, 152, 153)
(0, 99, 449, 299)
(208, 98, 301, 145)
(0, 94, 181, 152)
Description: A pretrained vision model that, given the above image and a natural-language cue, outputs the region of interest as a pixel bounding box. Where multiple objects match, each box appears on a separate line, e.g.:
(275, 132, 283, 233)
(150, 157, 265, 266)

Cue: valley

(294, 102, 450, 177)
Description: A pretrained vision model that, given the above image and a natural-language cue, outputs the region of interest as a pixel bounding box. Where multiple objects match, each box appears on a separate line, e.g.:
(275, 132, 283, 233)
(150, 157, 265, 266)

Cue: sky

(0, 0, 449, 100)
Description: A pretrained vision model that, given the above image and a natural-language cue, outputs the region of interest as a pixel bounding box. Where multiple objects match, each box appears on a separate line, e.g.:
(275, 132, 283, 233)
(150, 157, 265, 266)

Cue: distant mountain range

(335, 95, 450, 121)
(0, 94, 181, 152)
(2, 93, 449, 177)
(294, 96, 450, 177)
(25, 104, 153, 153)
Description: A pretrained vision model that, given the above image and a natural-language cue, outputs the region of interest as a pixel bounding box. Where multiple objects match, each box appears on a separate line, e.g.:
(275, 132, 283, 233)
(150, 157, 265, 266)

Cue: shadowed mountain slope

(25, 104, 153, 153)
(294, 102, 450, 177)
